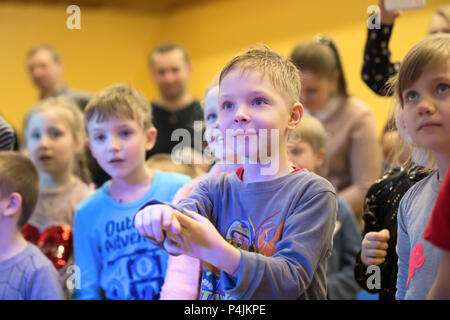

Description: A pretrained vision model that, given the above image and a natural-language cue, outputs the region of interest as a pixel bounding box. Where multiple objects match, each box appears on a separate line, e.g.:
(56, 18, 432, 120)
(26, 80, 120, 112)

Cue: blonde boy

(134, 47, 337, 299)
(0, 152, 64, 299)
(74, 84, 190, 300)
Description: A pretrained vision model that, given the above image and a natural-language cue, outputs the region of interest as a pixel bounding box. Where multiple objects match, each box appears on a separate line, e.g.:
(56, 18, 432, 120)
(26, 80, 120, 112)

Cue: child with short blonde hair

(74, 83, 190, 300)
(135, 47, 337, 300)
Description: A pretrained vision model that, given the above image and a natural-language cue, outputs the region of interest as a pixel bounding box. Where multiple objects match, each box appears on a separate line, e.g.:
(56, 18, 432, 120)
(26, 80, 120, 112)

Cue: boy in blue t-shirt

(134, 47, 337, 300)
(74, 84, 190, 300)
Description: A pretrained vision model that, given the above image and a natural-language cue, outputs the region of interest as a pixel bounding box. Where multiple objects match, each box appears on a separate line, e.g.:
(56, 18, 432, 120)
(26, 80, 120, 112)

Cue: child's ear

(287, 103, 303, 130)
(144, 127, 158, 151)
(315, 147, 327, 168)
(2, 192, 22, 218)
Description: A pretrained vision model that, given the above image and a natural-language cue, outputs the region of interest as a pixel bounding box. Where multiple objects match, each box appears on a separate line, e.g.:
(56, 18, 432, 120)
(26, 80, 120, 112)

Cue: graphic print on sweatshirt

(199, 211, 284, 300)
(406, 242, 426, 289)
(102, 217, 167, 300)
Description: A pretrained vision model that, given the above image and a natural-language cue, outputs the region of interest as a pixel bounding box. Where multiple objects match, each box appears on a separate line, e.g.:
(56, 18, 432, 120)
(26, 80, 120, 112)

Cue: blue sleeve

(222, 190, 337, 299)
(396, 196, 410, 300)
(73, 203, 104, 300)
(327, 199, 362, 300)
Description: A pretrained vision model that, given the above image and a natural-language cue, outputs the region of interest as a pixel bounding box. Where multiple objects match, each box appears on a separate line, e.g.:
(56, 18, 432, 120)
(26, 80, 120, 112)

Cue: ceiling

(5, 0, 211, 14)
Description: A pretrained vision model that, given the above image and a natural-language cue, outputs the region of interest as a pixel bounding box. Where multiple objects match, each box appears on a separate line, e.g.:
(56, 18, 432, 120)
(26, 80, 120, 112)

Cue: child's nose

(108, 136, 121, 151)
(233, 105, 251, 124)
(38, 134, 50, 148)
(417, 98, 436, 116)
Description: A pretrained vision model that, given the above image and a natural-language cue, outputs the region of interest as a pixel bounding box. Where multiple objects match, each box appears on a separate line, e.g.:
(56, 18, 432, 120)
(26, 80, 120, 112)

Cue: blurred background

(1, 0, 448, 137)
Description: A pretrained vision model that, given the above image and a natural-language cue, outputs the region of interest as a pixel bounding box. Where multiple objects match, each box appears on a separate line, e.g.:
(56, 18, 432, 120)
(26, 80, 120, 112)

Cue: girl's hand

(361, 229, 390, 266)
(379, 0, 402, 25)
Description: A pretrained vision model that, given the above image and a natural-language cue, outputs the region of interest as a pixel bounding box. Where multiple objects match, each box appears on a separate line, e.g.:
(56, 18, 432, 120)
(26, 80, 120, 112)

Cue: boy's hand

(163, 209, 241, 275)
(361, 229, 390, 267)
(134, 204, 182, 243)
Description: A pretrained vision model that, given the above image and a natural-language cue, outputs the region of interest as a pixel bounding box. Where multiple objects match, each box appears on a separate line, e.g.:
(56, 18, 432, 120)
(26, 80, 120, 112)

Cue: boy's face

(86, 116, 156, 180)
(27, 109, 79, 176)
(218, 68, 300, 162)
(287, 139, 324, 172)
(204, 85, 222, 156)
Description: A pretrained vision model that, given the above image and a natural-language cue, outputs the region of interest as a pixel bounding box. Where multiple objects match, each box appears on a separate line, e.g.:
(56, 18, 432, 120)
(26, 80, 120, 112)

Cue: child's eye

(404, 90, 419, 102)
(288, 147, 303, 156)
(252, 98, 267, 106)
(436, 83, 449, 95)
(221, 102, 233, 110)
(30, 131, 41, 140)
(205, 113, 217, 122)
(49, 129, 62, 139)
(120, 130, 133, 138)
(94, 134, 105, 142)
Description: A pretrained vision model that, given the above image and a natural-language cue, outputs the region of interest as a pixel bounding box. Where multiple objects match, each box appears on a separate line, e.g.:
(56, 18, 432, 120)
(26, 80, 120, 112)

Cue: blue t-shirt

(73, 170, 190, 300)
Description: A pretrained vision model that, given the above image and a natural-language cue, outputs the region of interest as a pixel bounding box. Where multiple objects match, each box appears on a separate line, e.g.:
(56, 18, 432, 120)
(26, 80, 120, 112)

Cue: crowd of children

(0, 1, 449, 300)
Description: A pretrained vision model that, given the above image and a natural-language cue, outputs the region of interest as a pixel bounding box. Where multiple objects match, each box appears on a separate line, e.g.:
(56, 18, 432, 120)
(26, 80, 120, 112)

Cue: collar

(309, 95, 344, 122)
(235, 166, 301, 181)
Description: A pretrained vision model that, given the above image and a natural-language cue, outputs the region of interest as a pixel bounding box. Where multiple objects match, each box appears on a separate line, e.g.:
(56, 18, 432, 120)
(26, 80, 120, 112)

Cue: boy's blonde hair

(219, 46, 301, 106)
(0, 151, 39, 229)
(84, 83, 153, 131)
(288, 114, 328, 177)
(24, 96, 91, 183)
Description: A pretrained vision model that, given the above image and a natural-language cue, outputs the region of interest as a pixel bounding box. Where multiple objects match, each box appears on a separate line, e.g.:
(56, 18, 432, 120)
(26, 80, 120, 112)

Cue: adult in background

(26, 44, 109, 187)
(147, 43, 204, 161)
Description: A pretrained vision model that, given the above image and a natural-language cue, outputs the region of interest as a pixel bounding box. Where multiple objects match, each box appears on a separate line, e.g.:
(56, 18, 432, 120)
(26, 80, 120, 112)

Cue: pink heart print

(406, 242, 426, 289)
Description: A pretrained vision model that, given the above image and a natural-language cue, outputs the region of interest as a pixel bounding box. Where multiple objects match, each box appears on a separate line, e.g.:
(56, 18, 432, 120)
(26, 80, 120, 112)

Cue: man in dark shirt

(147, 43, 204, 160)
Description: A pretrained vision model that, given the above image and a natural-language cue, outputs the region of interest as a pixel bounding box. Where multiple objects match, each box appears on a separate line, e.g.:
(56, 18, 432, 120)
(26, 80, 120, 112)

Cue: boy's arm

(327, 203, 363, 300)
(73, 208, 103, 300)
(221, 190, 337, 300)
(395, 198, 410, 300)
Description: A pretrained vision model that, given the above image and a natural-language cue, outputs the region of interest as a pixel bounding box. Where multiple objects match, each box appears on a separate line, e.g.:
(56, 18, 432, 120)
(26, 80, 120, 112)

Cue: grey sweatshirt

(153, 168, 337, 300)
(396, 170, 442, 300)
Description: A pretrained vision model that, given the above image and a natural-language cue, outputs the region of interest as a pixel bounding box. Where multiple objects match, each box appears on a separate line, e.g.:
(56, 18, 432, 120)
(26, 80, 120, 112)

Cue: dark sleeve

(361, 22, 400, 96)
(0, 116, 15, 151)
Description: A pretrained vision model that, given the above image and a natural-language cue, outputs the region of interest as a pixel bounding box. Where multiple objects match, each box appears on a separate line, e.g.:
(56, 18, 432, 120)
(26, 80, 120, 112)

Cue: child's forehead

(29, 108, 72, 126)
(87, 114, 140, 130)
(219, 68, 277, 95)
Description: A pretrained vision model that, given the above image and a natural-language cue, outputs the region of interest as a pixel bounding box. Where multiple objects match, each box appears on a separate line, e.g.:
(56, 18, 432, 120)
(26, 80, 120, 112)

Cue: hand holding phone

(384, 0, 426, 11)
